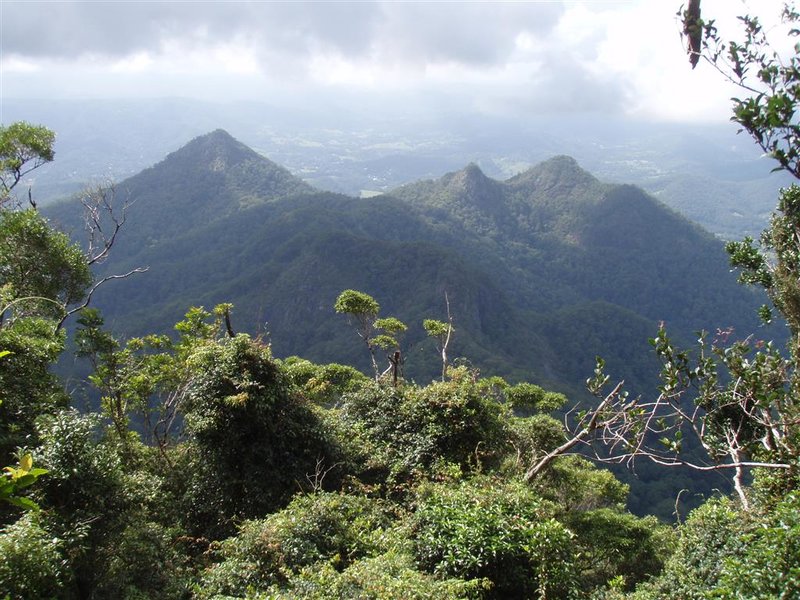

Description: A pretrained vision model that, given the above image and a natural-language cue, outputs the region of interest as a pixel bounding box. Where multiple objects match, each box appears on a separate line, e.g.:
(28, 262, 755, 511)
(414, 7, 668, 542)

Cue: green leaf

(4, 495, 39, 510)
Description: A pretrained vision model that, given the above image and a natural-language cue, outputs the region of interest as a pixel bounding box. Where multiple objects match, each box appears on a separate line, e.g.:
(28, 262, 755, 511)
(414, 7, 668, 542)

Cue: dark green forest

(3, 3, 800, 599)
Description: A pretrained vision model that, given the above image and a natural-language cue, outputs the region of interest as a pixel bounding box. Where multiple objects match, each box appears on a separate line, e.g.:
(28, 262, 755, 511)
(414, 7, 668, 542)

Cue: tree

(334, 290, 407, 381)
(0, 121, 55, 202)
(423, 291, 454, 381)
(680, 2, 800, 178)
(176, 314, 338, 539)
(335, 290, 381, 377)
(0, 208, 92, 325)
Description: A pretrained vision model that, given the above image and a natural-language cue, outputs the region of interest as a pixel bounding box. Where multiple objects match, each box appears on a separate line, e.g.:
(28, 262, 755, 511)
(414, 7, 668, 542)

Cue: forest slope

(47, 131, 771, 394)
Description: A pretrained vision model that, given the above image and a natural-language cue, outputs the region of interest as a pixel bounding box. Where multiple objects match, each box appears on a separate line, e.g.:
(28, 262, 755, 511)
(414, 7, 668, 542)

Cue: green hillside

(6, 120, 797, 598)
(47, 132, 772, 394)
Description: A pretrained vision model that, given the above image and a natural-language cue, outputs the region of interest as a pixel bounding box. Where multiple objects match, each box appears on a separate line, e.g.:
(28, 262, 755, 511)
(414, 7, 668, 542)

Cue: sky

(0, 0, 789, 124)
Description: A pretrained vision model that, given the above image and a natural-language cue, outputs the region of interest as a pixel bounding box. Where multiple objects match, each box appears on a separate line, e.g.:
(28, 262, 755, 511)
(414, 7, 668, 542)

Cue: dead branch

(80, 182, 132, 265)
(56, 267, 148, 330)
(524, 381, 624, 482)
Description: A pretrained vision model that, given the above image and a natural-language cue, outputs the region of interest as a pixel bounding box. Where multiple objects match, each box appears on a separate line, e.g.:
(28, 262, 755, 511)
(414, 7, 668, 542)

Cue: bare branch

(524, 381, 624, 482)
(80, 181, 132, 265)
(56, 267, 148, 330)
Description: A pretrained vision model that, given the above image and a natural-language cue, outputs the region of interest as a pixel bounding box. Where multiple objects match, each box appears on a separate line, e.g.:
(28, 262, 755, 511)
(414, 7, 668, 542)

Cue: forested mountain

(47, 130, 770, 399)
(5, 124, 795, 596)
(7, 98, 789, 242)
(6, 3, 800, 596)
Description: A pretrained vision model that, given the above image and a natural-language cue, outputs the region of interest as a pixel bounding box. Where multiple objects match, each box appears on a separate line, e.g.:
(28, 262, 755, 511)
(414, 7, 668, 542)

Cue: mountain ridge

(45, 129, 771, 391)
(44, 129, 779, 517)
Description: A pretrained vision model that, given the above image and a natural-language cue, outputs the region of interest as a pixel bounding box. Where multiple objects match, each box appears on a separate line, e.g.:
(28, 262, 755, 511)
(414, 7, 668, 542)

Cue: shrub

(716, 491, 800, 598)
(200, 492, 393, 597)
(412, 477, 575, 599)
(565, 508, 670, 593)
(282, 357, 369, 406)
(263, 551, 488, 600)
(339, 371, 509, 488)
(631, 497, 743, 600)
(180, 335, 339, 538)
(0, 513, 68, 598)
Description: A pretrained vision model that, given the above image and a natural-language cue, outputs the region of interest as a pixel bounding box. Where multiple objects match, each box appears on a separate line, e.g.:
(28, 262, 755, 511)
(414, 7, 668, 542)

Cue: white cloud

(0, 0, 794, 122)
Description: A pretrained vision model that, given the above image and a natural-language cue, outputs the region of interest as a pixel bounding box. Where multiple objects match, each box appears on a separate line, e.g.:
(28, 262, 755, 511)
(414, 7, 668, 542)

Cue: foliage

(200, 492, 392, 597)
(577, 324, 797, 509)
(178, 331, 338, 538)
(715, 491, 800, 598)
(0, 453, 47, 511)
(90, 520, 192, 600)
(531, 455, 629, 514)
(0, 513, 68, 598)
(74, 305, 220, 456)
(412, 477, 575, 599)
(0, 316, 68, 461)
(335, 289, 380, 321)
(683, 3, 800, 178)
(505, 382, 566, 412)
(728, 184, 800, 336)
(0, 208, 92, 321)
(424, 317, 453, 380)
(338, 368, 509, 487)
(564, 508, 669, 594)
(261, 551, 487, 600)
(335, 290, 408, 378)
(0, 206, 92, 462)
(282, 357, 369, 405)
(631, 497, 744, 599)
(32, 409, 137, 594)
(0, 121, 55, 197)
(34, 409, 128, 521)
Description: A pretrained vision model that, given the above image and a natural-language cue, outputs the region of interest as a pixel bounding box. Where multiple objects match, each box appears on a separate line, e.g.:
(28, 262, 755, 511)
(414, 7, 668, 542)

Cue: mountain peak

(506, 155, 597, 191)
(169, 129, 265, 173)
(142, 129, 314, 203)
(445, 162, 494, 196)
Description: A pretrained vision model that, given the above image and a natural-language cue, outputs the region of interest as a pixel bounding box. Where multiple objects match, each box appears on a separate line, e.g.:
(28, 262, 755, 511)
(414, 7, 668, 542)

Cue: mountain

(46, 132, 771, 392)
(9, 99, 788, 240)
(44, 130, 780, 516)
(390, 156, 762, 336)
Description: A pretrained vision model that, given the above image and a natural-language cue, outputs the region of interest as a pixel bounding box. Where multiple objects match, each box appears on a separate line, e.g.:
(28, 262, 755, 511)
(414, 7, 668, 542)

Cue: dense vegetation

(3, 3, 800, 597)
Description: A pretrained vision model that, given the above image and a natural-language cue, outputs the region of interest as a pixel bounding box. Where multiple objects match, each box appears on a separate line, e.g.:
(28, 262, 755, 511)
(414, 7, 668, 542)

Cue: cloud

(2, 1, 562, 68)
(2, 0, 770, 121)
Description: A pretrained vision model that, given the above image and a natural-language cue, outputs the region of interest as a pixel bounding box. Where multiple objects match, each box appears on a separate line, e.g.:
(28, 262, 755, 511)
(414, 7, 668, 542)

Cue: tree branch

(56, 267, 148, 330)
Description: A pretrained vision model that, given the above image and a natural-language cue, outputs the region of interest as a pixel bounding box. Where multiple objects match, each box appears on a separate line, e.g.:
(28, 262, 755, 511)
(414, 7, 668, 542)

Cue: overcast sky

(0, 0, 788, 124)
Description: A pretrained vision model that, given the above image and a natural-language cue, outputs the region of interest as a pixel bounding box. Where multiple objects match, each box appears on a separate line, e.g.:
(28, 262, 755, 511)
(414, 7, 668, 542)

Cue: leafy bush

(263, 551, 488, 600)
(282, 357, 369, 405)
(565, 508, 670, 593)
(716, 491, 800, 598)
(200, 492, 393, 597)
(33, 408, 136, 595)
(532, 455, 629, 513)
(631, 497, 743, 600)
(89, 520, 192, 600)
(339, 369, 509, 488)
(412, 477, 575, 599)
(179, 334, 339, 538)
(0, 513, 68, 598)
(34, 409, 129, 524)
(0, 317, 68, 461)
